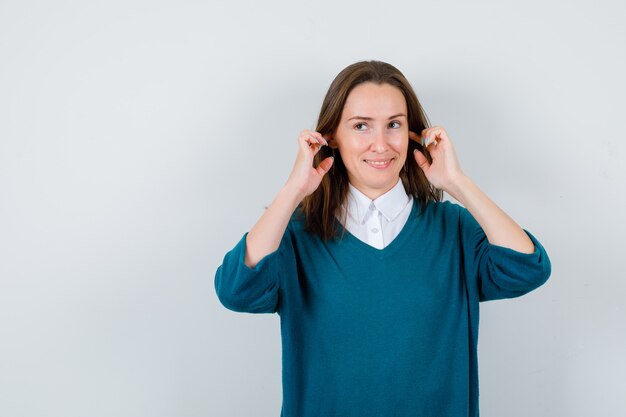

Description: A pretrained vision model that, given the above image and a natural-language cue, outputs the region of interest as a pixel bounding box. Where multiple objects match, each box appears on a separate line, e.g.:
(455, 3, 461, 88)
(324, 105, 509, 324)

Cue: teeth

(365, 160, 390, 166)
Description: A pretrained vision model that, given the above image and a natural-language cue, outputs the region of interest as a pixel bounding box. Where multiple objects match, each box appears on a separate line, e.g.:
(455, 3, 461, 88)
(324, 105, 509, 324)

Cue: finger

(421, 133, 438, 147)
(422, 126, 448, 147)
(413, 149, 430, 171)
(420, 128, 430, 147)
(408, 131, 422, 144)
(306, 135, 321, 146)
(299, 130, 320, 142)
(316, 156, 334, 176)
(300, 133, 321, 151)
(421, 128, 429, 145)
(308, 137, 325, 156)
(305, 135, 328, 159)
(313, 132, 329, 146)
(298, 134, 314, 152)
(298, 134, 321, 156)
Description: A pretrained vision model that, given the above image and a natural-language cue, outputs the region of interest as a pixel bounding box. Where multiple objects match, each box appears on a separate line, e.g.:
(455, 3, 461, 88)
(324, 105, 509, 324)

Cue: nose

(370, 129, 388, 153)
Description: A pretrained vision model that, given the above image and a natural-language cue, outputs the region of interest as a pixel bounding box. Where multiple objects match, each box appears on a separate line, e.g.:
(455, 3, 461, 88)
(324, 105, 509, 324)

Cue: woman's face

(333, 82, 409, 200)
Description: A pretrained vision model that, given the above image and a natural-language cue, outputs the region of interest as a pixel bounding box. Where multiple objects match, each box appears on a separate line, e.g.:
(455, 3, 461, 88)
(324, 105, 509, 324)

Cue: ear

(324, 133, 339, 149)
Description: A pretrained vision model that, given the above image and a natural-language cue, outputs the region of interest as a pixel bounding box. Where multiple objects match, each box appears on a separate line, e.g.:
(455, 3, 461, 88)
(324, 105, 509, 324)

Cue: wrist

(279, 181, 307, 209)
(445, 174, 473, 203)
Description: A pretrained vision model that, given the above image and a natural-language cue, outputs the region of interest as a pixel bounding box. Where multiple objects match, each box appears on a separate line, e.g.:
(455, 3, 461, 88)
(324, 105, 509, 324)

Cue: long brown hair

(299, 60, 443, 240)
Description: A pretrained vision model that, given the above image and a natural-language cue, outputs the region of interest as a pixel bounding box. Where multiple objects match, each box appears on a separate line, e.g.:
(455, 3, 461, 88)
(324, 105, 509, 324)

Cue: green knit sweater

(215, 200, 551, 417)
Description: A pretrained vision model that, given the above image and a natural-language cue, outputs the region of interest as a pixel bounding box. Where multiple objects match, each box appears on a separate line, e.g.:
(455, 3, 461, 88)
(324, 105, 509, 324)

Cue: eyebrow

(347, 113, 407, 121)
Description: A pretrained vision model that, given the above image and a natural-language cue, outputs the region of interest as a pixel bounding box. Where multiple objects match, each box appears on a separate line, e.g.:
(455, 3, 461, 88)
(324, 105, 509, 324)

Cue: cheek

(338, 138, 367, 157)
(335, 143, 355, 166)
(389, 135, 409, 152)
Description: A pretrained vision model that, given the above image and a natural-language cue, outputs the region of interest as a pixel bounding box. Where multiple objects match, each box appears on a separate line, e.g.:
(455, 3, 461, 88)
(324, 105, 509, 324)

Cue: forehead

(342, 82, 406, 118)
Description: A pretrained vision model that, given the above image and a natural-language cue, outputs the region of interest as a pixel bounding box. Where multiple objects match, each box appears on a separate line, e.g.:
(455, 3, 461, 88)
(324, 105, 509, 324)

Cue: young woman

(215, 60, 551, 417)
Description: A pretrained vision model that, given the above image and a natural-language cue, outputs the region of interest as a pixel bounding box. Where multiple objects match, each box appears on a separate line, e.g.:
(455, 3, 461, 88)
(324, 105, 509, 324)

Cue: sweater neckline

(336, 200, 424, 258)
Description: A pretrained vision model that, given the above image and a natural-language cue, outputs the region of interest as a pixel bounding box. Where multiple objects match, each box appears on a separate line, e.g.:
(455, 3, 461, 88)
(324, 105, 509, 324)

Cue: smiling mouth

(364, 158, 394, 168)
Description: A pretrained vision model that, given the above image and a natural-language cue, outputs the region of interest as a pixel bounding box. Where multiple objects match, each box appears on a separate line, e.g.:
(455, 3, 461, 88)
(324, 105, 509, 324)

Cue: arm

(411, 126, 550, 301)
(244, 184, 303, 268)
(244, 130, 333, 268)
(458, 204, 551, 301)
(215, 129, 333, 313)
(445, 175, 535, 253)
(411, 126, 533, 253)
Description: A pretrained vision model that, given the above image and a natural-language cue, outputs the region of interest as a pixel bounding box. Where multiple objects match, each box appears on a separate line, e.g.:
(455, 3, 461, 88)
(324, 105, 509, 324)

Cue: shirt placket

(365, 202, 384, 249)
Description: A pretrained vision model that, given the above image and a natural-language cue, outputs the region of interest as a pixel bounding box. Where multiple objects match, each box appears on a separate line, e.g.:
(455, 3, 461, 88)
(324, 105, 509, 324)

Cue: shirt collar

(346, 179, 411, 224)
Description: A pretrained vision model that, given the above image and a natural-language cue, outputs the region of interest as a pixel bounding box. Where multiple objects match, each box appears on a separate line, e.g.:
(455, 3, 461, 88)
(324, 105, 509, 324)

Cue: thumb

(413, 149, 430, 171)
(316, 156, 334, 176)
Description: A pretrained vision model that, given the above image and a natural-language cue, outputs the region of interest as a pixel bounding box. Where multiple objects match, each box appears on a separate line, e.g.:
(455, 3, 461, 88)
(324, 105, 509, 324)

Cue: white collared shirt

(337, 179, 413, 249)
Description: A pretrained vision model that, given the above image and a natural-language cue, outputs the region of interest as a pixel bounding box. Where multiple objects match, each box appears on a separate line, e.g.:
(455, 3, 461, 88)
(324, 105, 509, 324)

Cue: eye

(354, 122, 368, 131)
(389, 121, 401, 129)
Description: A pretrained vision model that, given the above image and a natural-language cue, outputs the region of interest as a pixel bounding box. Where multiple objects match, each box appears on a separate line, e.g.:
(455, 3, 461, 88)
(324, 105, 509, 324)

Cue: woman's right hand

(285, 130, 334, 200)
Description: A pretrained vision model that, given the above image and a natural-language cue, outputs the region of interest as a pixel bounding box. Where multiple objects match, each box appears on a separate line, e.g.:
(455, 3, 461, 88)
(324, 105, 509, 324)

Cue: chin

(362, 175, 399, 191)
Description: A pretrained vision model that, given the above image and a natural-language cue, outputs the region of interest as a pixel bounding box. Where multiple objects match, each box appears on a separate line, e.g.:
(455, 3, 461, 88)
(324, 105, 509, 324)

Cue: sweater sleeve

(459, 206, 552, 302)
(214, 229, 294, 314)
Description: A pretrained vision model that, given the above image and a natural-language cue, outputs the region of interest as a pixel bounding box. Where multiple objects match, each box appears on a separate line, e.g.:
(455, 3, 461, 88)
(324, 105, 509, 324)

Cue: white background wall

(1, 0, 624, 416)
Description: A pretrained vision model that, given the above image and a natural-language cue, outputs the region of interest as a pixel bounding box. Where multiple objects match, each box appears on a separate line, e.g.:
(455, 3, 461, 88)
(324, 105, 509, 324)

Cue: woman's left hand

(409, 126, 466, 192)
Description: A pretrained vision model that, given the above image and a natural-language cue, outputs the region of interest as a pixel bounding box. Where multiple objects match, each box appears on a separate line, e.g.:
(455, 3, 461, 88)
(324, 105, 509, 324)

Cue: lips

(364, 158, 394, 168)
